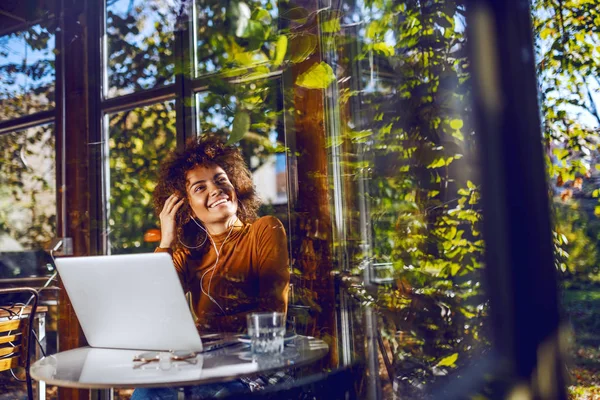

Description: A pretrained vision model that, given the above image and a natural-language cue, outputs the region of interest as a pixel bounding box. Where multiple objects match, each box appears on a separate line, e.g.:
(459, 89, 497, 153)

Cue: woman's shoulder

(248, 216, 285, 237)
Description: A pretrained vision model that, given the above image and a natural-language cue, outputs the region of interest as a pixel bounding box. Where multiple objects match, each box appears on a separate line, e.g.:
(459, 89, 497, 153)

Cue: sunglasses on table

(132, 350, 198, 368)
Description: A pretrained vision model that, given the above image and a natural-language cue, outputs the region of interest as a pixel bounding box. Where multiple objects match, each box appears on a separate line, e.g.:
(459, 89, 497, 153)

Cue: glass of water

(247, 312, 286, 354)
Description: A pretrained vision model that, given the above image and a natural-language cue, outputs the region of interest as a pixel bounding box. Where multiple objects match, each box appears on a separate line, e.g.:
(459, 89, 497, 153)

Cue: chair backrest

(0, 312, 25, 371)
(0, 287, 39, 400)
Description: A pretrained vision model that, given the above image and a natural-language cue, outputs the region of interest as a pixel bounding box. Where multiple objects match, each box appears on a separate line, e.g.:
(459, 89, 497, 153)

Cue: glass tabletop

(30, 335, 329, 389)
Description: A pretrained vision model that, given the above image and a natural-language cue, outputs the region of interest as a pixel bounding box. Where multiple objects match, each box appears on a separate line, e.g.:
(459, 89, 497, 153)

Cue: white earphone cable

(192, 216, 239, 315)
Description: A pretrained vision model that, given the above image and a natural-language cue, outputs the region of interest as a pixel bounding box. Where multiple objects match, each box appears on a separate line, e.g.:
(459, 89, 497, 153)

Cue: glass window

(105, 0, 178, 98)
(0, 124, 56, 276)
(194, 0, 279, 77)
(0, 23, 55, 120)
(313, 1, 489, 396)
(107, 101, 176, 253)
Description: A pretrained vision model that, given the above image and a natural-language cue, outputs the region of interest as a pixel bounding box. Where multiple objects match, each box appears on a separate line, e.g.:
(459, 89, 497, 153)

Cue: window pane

(195, 0, 278, 77)
(107, 101, 176, 253)
(195, 79, 287, 209)
(105, 0, 177, 98)
(312, 1, 488, 396)
(0, 23, 55, 120)
(0, 124, 56, 269)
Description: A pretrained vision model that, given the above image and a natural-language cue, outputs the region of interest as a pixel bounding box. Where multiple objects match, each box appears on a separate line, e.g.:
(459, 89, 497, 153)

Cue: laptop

(54, 253, 236, 352)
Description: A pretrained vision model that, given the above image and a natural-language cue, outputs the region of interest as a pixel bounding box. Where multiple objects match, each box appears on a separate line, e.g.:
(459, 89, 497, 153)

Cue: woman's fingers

(158, 196, 184, 249)
(172, 198, 184, 213)
(160, 195, 175, 212)
(161, 195, 183, 216)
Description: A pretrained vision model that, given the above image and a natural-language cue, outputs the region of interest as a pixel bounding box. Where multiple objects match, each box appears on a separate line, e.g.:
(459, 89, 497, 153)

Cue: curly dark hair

(153, 135, 261, 250)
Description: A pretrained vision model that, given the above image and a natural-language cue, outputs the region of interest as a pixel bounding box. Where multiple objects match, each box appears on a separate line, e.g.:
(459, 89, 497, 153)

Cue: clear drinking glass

(247, 312, 286, 354)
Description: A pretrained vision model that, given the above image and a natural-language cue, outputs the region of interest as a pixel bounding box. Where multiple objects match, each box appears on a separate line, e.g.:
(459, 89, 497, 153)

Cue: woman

(153, 136, 289, 333)
(131, 138, 290, 399)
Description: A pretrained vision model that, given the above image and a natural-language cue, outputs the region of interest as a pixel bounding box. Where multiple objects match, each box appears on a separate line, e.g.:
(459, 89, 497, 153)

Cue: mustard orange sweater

(156, 216, 289, 333)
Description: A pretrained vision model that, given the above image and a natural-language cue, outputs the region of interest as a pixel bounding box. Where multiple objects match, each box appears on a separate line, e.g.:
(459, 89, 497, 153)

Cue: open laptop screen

(54, 253, 203, 352)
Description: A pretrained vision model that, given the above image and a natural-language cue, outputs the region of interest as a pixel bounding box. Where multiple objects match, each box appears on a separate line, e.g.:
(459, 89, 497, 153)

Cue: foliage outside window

(0, 23, 55, 120)
(0, 23, 56, 257)
(108, 101, 177, 253)
(0, 125, 56, 254)
(533, 1, 600, 397)
(106, 0, 177, 97)
(195, 0, 279, 78)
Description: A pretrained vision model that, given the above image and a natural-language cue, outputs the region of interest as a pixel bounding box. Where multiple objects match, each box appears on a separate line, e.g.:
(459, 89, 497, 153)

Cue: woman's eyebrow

(187, 179, 206, 189)
(187, 173, 225, 189)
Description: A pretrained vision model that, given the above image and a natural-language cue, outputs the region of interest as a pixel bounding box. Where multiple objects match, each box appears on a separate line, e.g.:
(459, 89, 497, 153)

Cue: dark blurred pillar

(466, 0, 567, 398)
(55, 0, 101, 398)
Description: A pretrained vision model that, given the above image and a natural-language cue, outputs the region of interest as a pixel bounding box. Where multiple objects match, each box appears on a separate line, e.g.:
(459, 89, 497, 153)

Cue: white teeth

(210, 199, 227, 208)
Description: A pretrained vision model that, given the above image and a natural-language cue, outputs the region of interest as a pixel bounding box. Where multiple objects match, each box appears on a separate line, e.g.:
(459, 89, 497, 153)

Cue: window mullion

(174, 5, 195, 150)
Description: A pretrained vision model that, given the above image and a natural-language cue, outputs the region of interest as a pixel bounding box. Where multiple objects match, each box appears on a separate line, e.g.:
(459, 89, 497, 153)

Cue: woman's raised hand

(159, 194, 184, 248)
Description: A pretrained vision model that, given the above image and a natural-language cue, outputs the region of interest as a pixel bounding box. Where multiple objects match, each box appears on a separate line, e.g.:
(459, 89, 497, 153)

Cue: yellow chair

(0, 287, 40, 400)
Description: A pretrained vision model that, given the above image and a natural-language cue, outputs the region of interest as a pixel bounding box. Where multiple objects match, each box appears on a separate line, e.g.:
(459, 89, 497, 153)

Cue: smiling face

(185, 164, 239, 234)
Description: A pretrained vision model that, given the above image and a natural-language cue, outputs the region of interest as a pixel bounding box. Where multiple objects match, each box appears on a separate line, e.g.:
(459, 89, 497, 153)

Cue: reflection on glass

(316, 1, 488, 396)
(195, 79, 286, 208)
(195, 0, 278, 77)
(0, 24, 55, 120)
(106, 0, 177, 97)
(107, 101, 176, 253)
(0, 125, 56, 252)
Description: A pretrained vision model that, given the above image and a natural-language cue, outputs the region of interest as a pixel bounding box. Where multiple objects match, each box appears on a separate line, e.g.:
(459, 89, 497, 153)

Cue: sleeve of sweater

(155, 246, 189, 292)
(254, 216, 290, 313)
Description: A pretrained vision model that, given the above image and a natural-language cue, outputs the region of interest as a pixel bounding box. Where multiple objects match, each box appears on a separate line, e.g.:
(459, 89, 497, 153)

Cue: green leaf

(373, 42, 395, 56)
(467, 180, 476, 190)
(450, 119, 463, 130)
(460, 307, 476, 318)
(321, 14, 341, 33)
(435, 353, 459, 367)
(427, 158, 446, 169)
(296, 62, 336, 89)
(240, 94, 263, 110)
(554, 148, 569, 160)
(452, 130, 464, 140)
(281, 6, 309, 23)
(288, 34, 318, 63)
(450, 264, 461, 276)
(273, 35, 288, 66)
(240, 20, 266, 40)
(251, 8, 271, 25)
(540, 28, 553, 40)
(227, 111, 251, 144)
(348, 129, 373, 141)
(366, 20, 384, 39)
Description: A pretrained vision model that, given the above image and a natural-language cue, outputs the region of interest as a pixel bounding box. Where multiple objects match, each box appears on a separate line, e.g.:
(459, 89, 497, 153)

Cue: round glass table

(30, 335, 329, 389)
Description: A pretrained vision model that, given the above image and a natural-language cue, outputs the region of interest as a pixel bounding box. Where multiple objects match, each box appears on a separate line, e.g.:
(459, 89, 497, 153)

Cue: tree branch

(585, 79, 600, 126)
